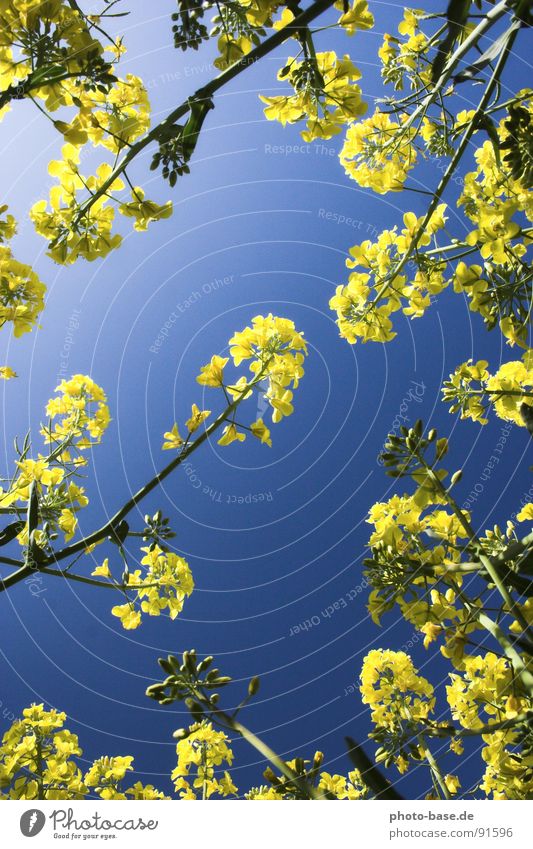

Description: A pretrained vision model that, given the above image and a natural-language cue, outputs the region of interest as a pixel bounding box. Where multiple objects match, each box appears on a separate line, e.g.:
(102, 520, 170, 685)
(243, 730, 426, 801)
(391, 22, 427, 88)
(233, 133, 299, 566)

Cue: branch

(67, 0, 337, 230)
(0, 371, 267, 592)
(424, 712, 532, 739)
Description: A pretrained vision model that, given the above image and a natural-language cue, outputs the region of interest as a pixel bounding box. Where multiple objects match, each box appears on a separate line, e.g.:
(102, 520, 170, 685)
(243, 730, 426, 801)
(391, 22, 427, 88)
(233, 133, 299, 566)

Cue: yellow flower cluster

(0, 704, 167, 800)
(443, 352, 533, 426)
(111, 546, 194, 630)
(340, 109, 417, 193)
(195, 314, 307, 446)
(245, 752, 369, 799)
(118, 187, 173, 232)
(0, 0, 184, 272)
(0, 365, 16, 379)
(317, 769, 368, 799)
(60, 74, 150, 153)
(329, 205, 448, 342)
(447, 653, 524, 729)
(360, 649, 435, 719)
(215, 0, 373, 75)
(360, 649, 435, 775)
(230, 314, 306, 415)
(0, 704, 85, 800)
(447, 653, 530, 799)
(30, 135, 172, 264)
(456, 101, 533, 347)
(162, 404, 211, 450)
(44, 374, 110, 448)
(378, 8, 431, 92)
(30, 146, 125, 263)
(172, 721, 237, 799)
(213, 1, 279, 70)
(84, 756, 135, 800)
(480, 730, 533, 800)
(0, 706, 370, 801)
(364, 488, 491, 672)
(261, 52, 366, 142)
(0, 1, 104, 108)
(0, 206, 46, 337)
(0, 460, 88, 543)
(0, 375, 106, 548)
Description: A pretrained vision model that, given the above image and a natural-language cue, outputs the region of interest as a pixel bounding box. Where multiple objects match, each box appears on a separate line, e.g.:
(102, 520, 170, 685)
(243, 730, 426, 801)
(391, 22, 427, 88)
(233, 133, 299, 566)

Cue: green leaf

(345, 737, 404, 800)
(454, 21, 521, 83)
(431, 0, 471, 83)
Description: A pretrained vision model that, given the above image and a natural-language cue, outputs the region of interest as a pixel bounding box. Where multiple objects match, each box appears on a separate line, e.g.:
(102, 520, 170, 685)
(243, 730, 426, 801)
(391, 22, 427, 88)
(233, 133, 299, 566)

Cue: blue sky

(0, 1, 531, 797)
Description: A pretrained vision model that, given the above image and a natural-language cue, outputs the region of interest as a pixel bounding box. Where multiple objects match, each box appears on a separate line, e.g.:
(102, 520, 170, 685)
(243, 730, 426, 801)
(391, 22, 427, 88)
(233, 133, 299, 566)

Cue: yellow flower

(111, 604, 142, 630)
(118, 187, 172, 231)
(0, 366, 17, 379)
(43, 375, 109, 447)
(58, 508, 78, 541)
(517, 503, 533, 522)
(16, 459, 65, 488)
(260, 51, 366, 143)
(0, 245, 46, 336)
(92, 559, 111, 578)
(336, 1, 374, 35)
(398, 8, 424, 36)
(162, 423, 184, 450)
(172, 721, 234, 797)
(250, 418, 272, 446)
(269, 389, 294, 423)
(273, 7, 294, 32)
(196, 355, 228, 387)
(420, 622, 442, 649)
(185, 404, 210, 434)
(360, 649, 435, 723)
(85, 755, 134, 796)
(218, 424, 246, 446)
(126, 781, 170, 800)
(444, 774, 461, 795)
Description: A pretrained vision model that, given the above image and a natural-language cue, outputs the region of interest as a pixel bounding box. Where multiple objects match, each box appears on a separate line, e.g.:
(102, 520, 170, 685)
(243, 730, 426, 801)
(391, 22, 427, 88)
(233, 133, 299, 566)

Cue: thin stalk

(420, 736, 451, 800)
(37, 567, 164, 592)
(212, 707, 321, 800)
(425, 713, 531, 738)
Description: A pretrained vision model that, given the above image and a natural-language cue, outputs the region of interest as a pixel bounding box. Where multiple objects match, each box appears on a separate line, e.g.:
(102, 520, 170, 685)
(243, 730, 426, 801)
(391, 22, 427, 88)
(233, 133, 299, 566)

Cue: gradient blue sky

(0, 1, 531, 798)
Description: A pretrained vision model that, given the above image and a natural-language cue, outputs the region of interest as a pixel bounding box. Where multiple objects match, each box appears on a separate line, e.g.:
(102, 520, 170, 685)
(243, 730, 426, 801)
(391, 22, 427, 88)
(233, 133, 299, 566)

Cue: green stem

(37, 567, 164, 592)
(0, 555, 23, 568)
(420, 735, 451, 800)
(425, 712, 531, 738)
(473, 389, 533, 398)
(212, 707, 321, 800)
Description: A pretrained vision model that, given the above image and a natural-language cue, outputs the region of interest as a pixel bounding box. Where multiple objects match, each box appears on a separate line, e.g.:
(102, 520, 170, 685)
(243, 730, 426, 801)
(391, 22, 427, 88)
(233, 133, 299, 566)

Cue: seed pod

(248, 676, 260, 697)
